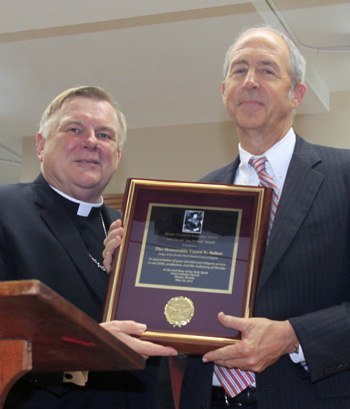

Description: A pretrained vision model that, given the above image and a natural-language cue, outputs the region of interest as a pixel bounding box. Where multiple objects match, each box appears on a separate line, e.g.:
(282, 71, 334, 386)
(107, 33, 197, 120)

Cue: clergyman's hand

(100, 320, 178, 359)
(103, 219, 124, 273)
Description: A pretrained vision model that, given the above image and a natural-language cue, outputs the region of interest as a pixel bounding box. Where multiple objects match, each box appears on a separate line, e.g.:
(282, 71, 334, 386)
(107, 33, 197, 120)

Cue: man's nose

(243, 69, 258, 89)
(83, 129, 98, 149)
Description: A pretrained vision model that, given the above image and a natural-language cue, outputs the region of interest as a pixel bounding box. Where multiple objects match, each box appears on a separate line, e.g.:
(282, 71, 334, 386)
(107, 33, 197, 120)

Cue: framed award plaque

(104, 179, 271, 355)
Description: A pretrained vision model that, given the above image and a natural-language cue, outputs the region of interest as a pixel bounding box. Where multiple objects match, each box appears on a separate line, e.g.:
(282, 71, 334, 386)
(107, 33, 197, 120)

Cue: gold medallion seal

(164, 296, 194, 327)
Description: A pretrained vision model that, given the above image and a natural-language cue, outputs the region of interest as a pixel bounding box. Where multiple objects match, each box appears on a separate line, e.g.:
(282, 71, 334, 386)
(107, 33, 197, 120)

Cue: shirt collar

(49, 186, 104, 217)
(238, 128, 296, 179)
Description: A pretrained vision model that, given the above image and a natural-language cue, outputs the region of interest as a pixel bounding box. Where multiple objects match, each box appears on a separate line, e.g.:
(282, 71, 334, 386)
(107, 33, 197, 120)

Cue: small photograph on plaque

(104, 179, 271, 355)
(182, 210, 204, 234)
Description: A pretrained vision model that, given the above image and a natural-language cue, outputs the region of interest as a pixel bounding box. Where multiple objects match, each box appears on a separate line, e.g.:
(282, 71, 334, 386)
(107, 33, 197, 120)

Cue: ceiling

(1, 0, 350, 184)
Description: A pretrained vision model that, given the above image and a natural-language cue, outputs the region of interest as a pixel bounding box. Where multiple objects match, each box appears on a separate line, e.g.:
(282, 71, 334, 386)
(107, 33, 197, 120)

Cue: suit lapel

(32, 176, 108, 302)
(257, 137, 324, 293)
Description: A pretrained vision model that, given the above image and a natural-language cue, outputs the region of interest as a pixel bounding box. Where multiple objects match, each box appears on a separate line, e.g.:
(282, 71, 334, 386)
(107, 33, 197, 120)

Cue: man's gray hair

(223, 25, 306, 87)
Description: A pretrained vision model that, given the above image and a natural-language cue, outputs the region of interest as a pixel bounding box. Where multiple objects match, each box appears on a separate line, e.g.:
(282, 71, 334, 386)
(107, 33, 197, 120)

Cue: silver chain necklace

(88, 212, 108, 273)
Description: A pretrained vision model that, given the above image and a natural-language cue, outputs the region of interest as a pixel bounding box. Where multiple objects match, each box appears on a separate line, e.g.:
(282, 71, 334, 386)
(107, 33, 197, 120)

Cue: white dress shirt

(213, 128, 305, 387)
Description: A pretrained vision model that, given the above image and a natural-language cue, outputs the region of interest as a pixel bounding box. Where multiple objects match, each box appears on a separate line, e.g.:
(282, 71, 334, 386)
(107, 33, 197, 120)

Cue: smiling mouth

(240, 100, 263, 106)
(76, 159, 100, 165)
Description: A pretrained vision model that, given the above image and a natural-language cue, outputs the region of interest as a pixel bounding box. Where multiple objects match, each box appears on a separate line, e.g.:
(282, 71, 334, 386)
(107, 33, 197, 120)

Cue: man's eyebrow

(257, 60, 279, 67)
(96, 125, 117, 134)
(60, 119, 84, 127)
(230, 59, 249, 67)
(229, 58, 280, 72)
(61, 120, 115, 132)
(230, 58, 277, 66)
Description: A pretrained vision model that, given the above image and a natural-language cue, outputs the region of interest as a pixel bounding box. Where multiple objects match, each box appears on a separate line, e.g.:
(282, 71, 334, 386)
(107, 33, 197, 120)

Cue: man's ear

(221, 81, 226, 97)
(36, 133, 46, 162)
(291, 83, 307, 109)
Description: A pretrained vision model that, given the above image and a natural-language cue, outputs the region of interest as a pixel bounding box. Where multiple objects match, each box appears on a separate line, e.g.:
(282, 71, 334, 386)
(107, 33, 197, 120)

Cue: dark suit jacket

(180, 136, 350, 409)
(0, 174, 159, 409)
(0, 174, 116, 321)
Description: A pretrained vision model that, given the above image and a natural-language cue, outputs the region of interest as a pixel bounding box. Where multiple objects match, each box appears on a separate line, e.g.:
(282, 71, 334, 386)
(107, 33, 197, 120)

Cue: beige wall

(294, 91, 350, 149)
(21, 90, 350, 195)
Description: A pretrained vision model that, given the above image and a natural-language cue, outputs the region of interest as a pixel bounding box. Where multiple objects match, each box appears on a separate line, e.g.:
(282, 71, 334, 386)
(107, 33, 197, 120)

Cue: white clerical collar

(49, 186, 104, 217)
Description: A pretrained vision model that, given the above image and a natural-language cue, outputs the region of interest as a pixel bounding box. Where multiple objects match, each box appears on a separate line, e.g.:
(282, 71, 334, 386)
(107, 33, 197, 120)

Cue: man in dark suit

(0, 86, 176, 408)
(177, 26, 350, 409)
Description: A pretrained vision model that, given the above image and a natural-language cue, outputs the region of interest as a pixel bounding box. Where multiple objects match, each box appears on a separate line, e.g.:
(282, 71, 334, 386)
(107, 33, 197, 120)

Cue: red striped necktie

(214, 156, 279, 398)
(214, 365, 255, 397)
(249, 156, 279, 235)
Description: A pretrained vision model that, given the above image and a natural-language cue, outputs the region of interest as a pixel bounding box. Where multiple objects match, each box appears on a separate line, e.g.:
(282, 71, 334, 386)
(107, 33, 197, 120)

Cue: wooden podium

(0, 280, 145, 408)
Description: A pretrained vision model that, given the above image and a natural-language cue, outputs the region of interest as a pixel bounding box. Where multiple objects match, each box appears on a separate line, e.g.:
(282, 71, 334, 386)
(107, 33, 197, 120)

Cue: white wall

(22, 122, 238, 194)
